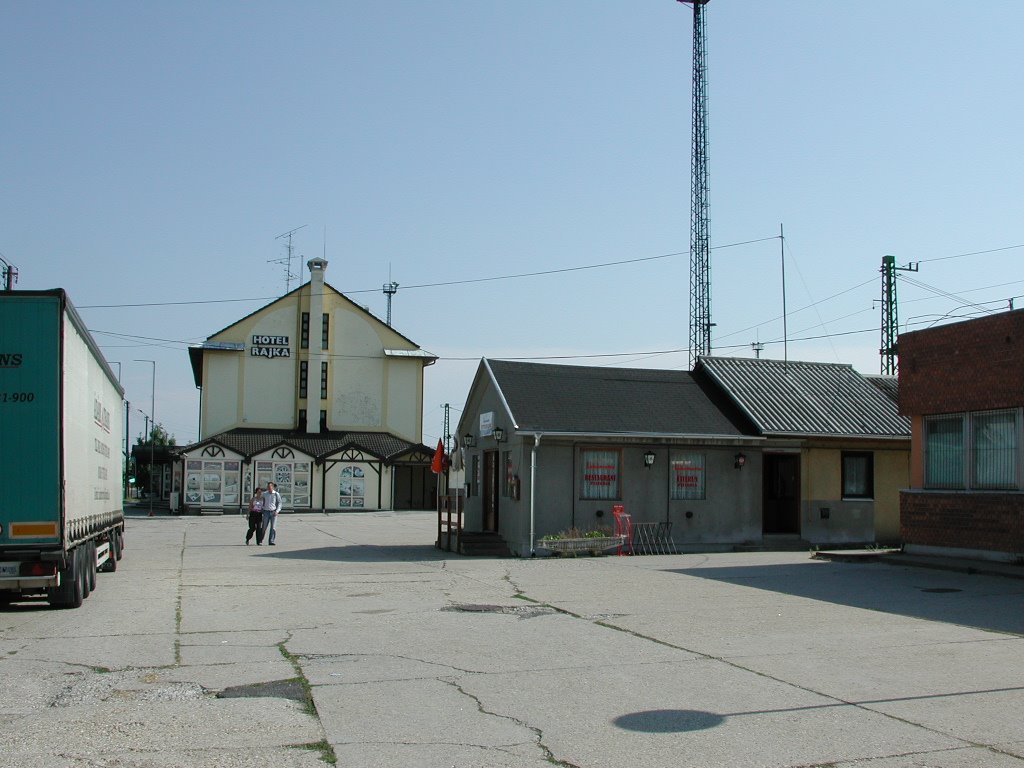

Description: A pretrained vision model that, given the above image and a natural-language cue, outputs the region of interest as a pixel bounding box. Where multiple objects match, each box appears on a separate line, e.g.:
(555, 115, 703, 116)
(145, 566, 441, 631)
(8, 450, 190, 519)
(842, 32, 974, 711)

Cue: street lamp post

(134, 360, 156, 517)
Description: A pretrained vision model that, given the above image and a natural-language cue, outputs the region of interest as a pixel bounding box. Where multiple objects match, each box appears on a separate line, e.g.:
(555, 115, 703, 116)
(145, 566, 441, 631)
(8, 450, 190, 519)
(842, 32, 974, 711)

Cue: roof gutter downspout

(530, 433, 541, 557)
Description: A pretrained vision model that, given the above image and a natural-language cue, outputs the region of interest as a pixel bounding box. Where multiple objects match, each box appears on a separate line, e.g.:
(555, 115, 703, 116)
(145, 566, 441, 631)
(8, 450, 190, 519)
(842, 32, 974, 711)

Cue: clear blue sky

(3, 1, 1022, 448)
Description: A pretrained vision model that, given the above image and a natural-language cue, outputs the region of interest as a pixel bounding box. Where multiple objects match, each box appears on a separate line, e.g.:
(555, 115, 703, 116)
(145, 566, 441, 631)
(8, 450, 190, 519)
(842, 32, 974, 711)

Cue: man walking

(260, 482, 283, 545)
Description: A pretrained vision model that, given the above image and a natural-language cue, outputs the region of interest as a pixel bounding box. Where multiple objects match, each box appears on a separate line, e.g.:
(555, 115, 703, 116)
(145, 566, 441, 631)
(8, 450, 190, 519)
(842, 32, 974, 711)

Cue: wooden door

(762, 453, 800, 534)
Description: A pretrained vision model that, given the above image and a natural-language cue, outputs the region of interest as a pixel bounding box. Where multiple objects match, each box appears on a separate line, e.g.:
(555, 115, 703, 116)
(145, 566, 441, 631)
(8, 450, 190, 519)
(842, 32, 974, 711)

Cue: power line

(916, 242, 1024, 265)
(77, 236, 779, 309)
(73, 238, 1022, 311)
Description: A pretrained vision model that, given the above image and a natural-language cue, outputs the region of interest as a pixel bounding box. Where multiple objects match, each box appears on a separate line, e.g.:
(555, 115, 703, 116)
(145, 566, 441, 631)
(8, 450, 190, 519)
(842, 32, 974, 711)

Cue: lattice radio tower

(678, 0, 711, 368)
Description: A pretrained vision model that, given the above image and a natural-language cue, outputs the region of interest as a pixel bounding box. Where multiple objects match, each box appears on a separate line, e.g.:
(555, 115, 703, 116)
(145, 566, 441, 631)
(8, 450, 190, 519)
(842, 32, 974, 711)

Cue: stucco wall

(495, 439, 765, 556)
(799, 444, 908, 545)
(668, 449, 761, 546)
(385, 361, 422, 443)
(201, 353, 240, 436)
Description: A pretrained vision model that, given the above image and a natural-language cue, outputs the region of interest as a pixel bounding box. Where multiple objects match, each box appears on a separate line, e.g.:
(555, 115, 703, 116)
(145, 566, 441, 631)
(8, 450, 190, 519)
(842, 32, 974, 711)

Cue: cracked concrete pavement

(2, 509, 1024, 767)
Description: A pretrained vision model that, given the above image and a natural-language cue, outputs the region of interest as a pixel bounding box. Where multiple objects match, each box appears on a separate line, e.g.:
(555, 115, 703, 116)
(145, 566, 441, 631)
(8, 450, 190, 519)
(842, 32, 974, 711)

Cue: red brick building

(898, 309, 1024, 561)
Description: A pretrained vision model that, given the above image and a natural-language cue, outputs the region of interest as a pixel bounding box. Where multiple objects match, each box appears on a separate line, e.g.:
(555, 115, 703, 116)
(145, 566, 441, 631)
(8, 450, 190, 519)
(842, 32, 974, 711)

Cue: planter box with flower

(538, 527, 625, 556)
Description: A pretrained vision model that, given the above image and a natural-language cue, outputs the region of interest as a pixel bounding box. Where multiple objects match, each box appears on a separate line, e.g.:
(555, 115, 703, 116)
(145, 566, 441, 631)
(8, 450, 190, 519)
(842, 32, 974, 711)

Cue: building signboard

(250, 335, 291, 358)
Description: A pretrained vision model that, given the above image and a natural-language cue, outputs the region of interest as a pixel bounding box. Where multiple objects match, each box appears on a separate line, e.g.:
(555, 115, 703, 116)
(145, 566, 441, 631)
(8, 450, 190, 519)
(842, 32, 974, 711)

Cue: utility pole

(879, 255, 919, 375)
(677, 0, 712, 368)
(135, 359, 156, 516)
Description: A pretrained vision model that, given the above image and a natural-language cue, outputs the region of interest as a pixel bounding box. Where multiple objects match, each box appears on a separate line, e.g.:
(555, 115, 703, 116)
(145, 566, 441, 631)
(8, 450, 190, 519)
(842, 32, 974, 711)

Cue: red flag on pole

(430, 438, 445, 474)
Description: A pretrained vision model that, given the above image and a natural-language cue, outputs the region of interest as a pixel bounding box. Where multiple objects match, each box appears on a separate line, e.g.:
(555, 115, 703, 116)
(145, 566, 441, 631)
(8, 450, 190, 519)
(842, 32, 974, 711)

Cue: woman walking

(245, 486, 264, 545)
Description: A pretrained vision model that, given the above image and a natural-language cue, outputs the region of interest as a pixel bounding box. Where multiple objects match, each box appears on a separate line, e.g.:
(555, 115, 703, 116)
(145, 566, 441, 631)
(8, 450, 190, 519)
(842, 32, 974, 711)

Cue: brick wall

(899, 309, 1024, 415)
(901, 491, 1024, 554)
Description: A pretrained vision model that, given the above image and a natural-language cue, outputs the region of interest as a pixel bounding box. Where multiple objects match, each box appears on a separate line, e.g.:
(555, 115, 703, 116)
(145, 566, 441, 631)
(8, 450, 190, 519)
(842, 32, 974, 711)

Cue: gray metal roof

(696, 357, 909, 437)
(485, 359, 755, 437)
(864, 374, 899, 404)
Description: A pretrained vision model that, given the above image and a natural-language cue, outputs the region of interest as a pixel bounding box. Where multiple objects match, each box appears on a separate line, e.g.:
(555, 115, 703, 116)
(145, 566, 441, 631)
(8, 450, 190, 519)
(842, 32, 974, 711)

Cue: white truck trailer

(0, 289, 125, 608)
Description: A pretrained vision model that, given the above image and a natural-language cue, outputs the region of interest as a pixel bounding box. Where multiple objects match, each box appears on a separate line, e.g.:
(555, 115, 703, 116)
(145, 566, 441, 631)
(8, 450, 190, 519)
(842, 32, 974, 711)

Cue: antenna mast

(382, 281, 399, 326)
(879, 254, 919, 375)
(382, 263, 399, 327)
(0, 256, 18, 291)
(678, 0, 712, 368)
(271, 225, 307, 294)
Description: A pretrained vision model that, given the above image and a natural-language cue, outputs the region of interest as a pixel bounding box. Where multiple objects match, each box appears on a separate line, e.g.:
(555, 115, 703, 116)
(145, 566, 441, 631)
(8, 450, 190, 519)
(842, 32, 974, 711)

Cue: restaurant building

(171, 258, 438, 513)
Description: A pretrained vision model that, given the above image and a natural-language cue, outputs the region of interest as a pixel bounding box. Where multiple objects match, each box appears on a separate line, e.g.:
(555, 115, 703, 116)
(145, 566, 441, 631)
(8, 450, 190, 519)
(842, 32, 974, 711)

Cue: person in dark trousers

(261, 482, 283, 545)
(245, 487, 264, 545)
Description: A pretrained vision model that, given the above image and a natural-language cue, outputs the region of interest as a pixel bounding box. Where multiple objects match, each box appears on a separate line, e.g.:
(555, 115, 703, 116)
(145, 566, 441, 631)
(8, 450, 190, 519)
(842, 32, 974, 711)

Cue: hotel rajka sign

(251, 335, 291, 358)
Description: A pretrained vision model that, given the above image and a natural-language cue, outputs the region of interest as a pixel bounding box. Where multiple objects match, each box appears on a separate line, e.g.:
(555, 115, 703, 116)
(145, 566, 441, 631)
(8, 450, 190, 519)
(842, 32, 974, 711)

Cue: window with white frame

(670, 452, 705, 500)
(184, 458, 240, 506)
(580, 449, 620, 500)
(255, 458, 311, 508)
(339, 465, 365, 508)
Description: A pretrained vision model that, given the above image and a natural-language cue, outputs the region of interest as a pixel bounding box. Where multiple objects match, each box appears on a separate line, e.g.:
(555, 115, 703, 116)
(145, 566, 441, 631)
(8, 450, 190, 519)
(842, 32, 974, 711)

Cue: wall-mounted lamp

(492, 427, 505, 443)
(643, 450, 656, 468)
(463, 432, 476, 448)
(734, 452, 746, 469)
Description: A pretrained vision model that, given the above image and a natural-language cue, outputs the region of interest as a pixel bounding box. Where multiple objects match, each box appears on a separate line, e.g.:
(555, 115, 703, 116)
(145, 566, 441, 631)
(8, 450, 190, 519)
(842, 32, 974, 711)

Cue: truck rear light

(21, 562, 57, 578)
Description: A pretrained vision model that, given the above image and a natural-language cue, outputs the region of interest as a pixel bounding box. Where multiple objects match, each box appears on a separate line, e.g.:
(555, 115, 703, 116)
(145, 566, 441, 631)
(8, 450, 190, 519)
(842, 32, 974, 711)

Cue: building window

(925, 415, 965, 489)
(321, 313, 329, 350)
(320, 361, 328, 400)
(339, 465, 365, 508)
(580, 448, 620, 500)
(255, 460, 311, 508)
(298, 409, 307, 431)
(670, 453, 705, 500)
(842, 452, 874, 499)
(184, 459, 240, 506)
(972, 410, 1018, 489)
(299, 361, 308, 399)
(319, 410, 327, 431)
(300, 312, 310, 349)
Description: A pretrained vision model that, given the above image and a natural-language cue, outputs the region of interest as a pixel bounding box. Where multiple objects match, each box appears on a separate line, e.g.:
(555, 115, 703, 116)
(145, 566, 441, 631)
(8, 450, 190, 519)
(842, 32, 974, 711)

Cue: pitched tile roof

(485, 359, 755, 437)
(173, 429, 430, 463)
(696, 357, 909, 438)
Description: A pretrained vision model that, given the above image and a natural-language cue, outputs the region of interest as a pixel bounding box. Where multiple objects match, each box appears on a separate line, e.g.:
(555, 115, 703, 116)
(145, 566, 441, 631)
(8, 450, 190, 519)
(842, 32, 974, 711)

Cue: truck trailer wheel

(80, 546, 91, 600)
(87, 540, 97, 593)
(50, 549, 83, 609)
(113, 528, 123, 561)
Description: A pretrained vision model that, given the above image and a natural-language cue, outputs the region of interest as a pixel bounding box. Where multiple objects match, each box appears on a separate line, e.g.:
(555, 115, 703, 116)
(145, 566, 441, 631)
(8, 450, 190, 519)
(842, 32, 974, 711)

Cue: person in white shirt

(260, 482, 283, 545)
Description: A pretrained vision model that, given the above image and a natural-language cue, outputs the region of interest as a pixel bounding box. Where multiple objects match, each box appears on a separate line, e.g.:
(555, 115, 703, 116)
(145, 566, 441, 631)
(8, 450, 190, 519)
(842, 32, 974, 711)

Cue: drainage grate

(920, 587, 963, 593)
